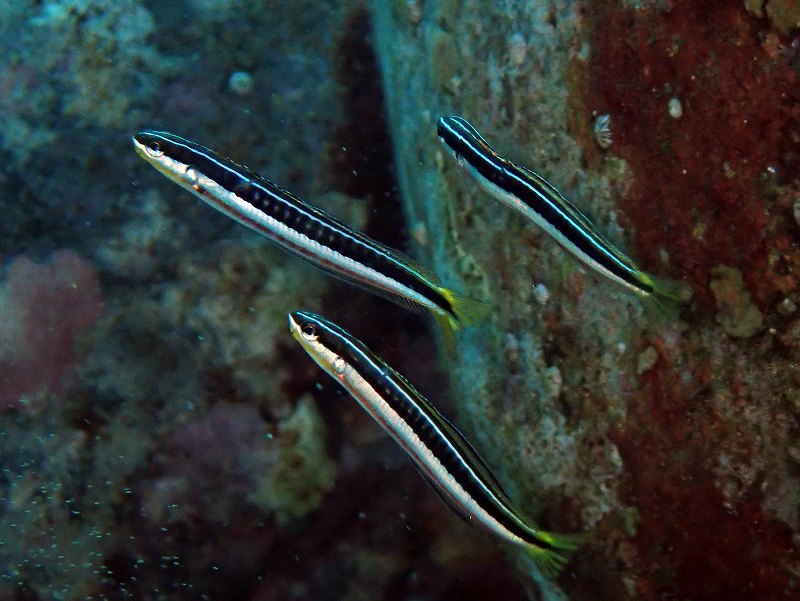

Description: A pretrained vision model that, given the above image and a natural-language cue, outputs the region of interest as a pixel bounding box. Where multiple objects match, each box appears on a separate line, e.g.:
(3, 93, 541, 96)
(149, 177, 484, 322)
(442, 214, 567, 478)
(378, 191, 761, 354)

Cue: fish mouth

(287, 312, 302, 341)
(131, 136, 149, 161)
(132, 136, 191, 188)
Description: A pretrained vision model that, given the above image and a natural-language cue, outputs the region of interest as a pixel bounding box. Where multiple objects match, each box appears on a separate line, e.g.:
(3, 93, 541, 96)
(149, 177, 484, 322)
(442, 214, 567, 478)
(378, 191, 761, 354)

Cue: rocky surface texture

(374, 1, 800, 599)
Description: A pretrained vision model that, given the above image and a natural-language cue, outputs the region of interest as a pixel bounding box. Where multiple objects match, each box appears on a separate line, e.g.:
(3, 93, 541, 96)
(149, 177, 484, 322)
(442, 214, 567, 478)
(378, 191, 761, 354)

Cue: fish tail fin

(649, 274, 693, 304)
(524, 530, 589, 578)
(432, 290, 489, 352)
(440, 288, 492, 330)
(433, 290, 491, 351)
(639, 273, 693, 328)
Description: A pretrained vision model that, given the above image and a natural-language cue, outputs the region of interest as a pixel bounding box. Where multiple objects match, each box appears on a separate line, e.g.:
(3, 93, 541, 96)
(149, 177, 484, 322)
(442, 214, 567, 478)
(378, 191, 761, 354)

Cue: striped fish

(133, 131, 487, 338)
(437, 116, 691, 319)
(289, 310, 586, 577)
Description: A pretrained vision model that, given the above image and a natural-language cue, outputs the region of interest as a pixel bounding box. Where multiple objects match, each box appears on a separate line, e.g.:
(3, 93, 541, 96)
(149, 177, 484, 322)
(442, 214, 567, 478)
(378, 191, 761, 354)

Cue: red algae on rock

(0, 250, 104, 412)
(587, 0, 800, 310)
(578, 3, 800, 598)
(611, 358, 797, 600)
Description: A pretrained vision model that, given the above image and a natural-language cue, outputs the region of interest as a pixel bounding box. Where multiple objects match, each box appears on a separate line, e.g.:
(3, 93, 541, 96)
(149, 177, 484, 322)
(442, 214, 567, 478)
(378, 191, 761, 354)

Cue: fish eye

(146, 140, 164, 157)
(301, 323, 318, 341)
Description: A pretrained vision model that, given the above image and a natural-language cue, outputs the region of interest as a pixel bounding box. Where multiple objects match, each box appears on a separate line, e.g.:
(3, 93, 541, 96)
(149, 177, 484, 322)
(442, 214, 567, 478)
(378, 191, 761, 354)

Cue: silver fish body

(289, 310, 585, 576)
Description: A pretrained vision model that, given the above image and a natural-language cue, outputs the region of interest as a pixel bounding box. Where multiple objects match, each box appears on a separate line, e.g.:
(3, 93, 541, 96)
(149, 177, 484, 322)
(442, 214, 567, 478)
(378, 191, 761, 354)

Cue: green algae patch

(709, 265, 764, 339)
(744, 0, 800, 35)
(430, 27, 459, 93)
(636, 345, 659, 375)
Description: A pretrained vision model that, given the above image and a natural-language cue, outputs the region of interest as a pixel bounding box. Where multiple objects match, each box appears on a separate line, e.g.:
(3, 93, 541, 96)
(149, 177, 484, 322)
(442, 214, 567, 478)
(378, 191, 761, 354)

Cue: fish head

(132, 130, 207, 192)
(288, 311, 349, 381)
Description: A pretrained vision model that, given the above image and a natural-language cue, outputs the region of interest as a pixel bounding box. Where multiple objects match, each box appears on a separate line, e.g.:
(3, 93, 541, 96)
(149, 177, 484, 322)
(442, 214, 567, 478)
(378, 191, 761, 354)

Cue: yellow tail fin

(649, 274, 693, 304)
(440, 288, 491, 330)
(434, 289, 491, 351)
(639, 273, 693, 328)
(524, 530, 588, 578)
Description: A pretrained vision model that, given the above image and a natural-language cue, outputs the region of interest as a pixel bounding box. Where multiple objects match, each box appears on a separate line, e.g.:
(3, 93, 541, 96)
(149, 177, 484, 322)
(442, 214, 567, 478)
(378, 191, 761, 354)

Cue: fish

(288, 310, 587, 577)
(437, 116, 691, 321)
(132, 131, 488, 338)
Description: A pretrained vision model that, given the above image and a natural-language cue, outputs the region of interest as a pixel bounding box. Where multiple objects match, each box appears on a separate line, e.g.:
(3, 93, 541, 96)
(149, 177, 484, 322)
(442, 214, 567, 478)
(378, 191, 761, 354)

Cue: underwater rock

(374, 1, 800, 599)
(709, 264, 764, 339)
(146, 398, 335, 527)
(743, 0, 800, 35)
(0, 0, 166, 164)
(635, 345, 658, 374)
(430, 27, 460, 93)
(248, 395, 336, 524)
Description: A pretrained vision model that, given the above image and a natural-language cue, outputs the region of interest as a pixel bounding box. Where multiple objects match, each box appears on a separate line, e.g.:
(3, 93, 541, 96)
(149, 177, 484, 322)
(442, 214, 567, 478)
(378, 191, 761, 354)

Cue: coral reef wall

(3, 0, 799, 599)
(373, 1, 800, 599)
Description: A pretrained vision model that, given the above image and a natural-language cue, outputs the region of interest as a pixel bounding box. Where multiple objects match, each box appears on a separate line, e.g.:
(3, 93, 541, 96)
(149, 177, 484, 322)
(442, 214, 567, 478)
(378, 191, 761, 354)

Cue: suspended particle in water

(228, 71, 254, 96)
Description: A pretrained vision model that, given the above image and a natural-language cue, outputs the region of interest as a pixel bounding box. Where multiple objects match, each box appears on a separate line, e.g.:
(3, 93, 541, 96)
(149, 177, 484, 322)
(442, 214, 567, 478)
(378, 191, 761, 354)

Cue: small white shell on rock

(508, 33, 528, 66)
(544, 366, 562, 399)
(532, 282, 550, 305)
(593, 114, 612, 149)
